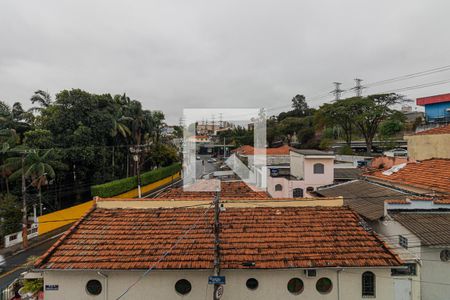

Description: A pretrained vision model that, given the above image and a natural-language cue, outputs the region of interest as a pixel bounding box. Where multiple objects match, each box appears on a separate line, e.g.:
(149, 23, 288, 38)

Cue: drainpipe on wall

(337, 268, 343, 300)
(97, 271, 108, 300)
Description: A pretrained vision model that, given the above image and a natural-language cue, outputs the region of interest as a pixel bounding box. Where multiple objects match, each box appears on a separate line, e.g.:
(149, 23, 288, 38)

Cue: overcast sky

(1, 0, 450, 123)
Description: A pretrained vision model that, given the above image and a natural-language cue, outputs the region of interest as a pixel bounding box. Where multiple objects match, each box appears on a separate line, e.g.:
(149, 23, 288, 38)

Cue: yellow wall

(116, 172, 181, 198)
(37, 200, 94, 235)
(37, 172, 181, 235)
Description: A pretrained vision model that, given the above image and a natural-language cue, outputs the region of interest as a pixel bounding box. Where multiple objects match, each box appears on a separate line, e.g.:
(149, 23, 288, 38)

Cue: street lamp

(130, 146, 143, 198)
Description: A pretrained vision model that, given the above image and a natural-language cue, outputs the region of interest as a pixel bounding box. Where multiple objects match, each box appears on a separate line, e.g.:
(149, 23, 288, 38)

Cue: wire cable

(115, 203, 214, 300)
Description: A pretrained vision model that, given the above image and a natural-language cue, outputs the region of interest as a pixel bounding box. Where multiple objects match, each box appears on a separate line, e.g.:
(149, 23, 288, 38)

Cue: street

(195, 154, 220, 179)
(0, 236, 60, 291)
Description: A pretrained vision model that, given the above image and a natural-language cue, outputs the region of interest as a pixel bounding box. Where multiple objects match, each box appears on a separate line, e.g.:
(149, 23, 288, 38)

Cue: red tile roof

(35, 206, 402, 270)
(414, 124, 450, 135)
(232, 145, 292, 156)
(365, 159, 450, 194)
(157, 181, 271, 199)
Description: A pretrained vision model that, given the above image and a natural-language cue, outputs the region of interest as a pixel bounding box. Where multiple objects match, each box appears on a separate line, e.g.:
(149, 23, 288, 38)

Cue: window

(175, 279, 192, 295)
(246, 278, 258, 290)
(399, 235, 408, 249)
(293, 188, 303, 198)
(316, 277, 332, 294)
(440, 249, 450, 262)
(306, 186, 314, 193)
(86, 280, 102, 296)
(287, 278, 304, 295)
(313, 163, 324, 174)
(362, 271, 375, 297)
(275, 184, 283, 191)
(391, 263, 417, 276)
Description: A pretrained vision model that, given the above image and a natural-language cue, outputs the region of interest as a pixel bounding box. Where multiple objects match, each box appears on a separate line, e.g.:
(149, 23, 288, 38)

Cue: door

(394, 279, 411, 300)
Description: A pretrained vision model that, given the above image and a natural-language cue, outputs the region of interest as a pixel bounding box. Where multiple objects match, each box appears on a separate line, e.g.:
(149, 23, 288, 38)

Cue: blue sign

(208, 276, 226, 285)
(45, 284, 59, 291)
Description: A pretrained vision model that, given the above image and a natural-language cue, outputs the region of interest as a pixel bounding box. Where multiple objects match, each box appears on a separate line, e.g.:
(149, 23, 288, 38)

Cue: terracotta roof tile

(414, 124, 450, 135)
(157, 181, 271, 200)
(232, 145, 292, 156)
(365, 158, 450, 194)
(35, 206, 402, 270)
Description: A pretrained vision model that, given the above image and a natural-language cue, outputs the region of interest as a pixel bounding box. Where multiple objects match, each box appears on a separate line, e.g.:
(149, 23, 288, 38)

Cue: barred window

(362, 271, 375, 297)
(313, 163, 325, 174)
(399, 235, 408, 249)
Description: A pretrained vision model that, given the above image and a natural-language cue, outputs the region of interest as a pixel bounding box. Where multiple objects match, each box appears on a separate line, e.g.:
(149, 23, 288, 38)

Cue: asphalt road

(0, 236, 60, 290)
(196, 154, 220, 179)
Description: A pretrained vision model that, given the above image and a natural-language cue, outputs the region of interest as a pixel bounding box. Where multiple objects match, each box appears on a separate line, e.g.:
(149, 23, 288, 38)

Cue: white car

(383, 148, 408, 157)
(0, 255, 6, 273)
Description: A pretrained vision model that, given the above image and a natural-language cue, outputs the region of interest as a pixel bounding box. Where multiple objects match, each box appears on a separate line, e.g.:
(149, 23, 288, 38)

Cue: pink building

(268, 149, 335, 198)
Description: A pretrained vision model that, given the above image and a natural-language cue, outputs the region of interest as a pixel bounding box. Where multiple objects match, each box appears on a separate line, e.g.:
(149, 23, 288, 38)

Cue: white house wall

(42, 268, 398, 300)
(420, 247, 450, 300)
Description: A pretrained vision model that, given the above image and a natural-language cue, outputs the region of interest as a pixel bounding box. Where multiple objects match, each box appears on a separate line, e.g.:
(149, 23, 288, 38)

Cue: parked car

(0, 255, 6, 273)
(207, 158, 214, 163)
(196, 156, 201, 160)
(383, 148, 408, 157)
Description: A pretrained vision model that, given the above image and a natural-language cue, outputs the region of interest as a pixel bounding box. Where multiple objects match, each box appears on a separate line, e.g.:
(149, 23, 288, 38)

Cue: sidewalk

(0, 224, 72, 258)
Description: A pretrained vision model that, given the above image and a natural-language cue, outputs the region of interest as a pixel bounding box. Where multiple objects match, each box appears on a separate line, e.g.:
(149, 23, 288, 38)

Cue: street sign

(45, 284, 59, 291)
(215, 285, 224, 299)
(208, 276, 226, 285)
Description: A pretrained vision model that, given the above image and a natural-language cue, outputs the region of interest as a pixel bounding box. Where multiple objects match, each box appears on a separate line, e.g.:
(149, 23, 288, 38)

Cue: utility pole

(213, 192, 221, 300)
(21, 153, 29, 249)
(354, 78, 364, 97)
(331, 82, 343, 101)
(130, 146, 143, 198)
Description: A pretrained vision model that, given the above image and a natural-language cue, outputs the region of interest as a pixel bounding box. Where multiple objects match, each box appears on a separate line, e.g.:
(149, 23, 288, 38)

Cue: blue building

(417, 93, 450, 123)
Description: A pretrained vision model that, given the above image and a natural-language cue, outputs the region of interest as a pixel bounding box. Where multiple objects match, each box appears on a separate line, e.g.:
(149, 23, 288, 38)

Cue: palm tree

(30, 90, 52, 112)
(2, 149, 67, 215)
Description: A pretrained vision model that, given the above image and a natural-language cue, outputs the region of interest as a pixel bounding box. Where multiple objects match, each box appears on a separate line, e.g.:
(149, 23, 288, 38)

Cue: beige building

(34, 197, 406, 300)
(405, 124, 450, 160)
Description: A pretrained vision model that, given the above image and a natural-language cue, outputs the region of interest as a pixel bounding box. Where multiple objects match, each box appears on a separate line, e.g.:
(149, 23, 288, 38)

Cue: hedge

(91, 163, 181, 198)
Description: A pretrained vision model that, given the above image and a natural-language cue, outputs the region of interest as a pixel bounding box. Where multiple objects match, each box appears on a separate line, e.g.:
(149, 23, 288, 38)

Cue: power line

(115, 203, 214, 300)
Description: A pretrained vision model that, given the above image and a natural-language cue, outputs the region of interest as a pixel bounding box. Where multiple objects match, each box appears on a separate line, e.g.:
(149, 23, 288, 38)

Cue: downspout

(97, 271, 108, 300)
(337, 268, 343, 300)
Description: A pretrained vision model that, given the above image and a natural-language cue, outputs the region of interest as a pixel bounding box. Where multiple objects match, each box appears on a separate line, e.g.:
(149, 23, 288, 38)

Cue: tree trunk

(366, 137, 373, 154)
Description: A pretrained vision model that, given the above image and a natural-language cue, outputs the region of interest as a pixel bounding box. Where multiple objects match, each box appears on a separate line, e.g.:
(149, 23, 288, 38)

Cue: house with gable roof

(32, 195, 408, 300)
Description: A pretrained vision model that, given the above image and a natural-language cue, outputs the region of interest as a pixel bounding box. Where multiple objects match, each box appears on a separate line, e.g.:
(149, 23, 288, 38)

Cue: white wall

(420, 247, 450, 300)
(290, 151, 304, 179)
(42, 268, 398, 300)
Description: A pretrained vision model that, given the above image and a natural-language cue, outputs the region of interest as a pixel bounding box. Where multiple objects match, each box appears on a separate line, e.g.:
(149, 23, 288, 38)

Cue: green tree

(0, 193, 22, 236)
(2, 149, 67, 214)
(315, 100, 356, 145)
(351, 94, 406, 153)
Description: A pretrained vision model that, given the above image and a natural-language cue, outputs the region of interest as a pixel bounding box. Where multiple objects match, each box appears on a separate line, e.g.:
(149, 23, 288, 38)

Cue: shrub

(91, 163, 181, 197)
(338, 145, 353, 155)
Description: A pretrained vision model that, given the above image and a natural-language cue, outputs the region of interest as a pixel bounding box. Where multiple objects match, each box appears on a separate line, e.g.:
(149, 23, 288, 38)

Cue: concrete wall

(420, 247, 450, 300)
(373, 220, 422, 300)
(290, 152, 304, 179)
(42, 268, 398, 300)
(405, 134, 450, 160)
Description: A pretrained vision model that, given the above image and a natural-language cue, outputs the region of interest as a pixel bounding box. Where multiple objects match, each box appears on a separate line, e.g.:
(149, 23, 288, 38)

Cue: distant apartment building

(417, 92, 450, 124)
(197, 121, 234, 136)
